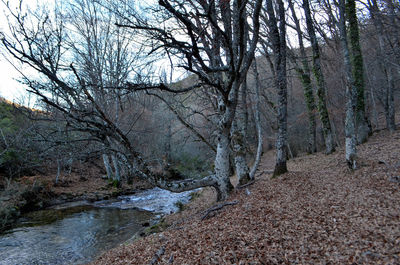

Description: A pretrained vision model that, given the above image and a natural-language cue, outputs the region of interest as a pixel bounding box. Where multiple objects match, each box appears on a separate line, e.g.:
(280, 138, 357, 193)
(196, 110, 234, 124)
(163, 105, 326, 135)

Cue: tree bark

(346, 0, 371, 143)
(249, 60, 263, 180)
(288, 0, 317, 154)
(111, 154, 121, 183)
(383, 0, 400, 66)
(385, 68, 396, 131)
(338, 0, 357, 169)
(164, 120, 172, 162)
(369, 0, 396, 131)
(213, 86, 237, 199)
(382, 0, 397, 132)
(266, 0, 288, 177)
(303, 0, 335, 154)
(215, 129, 235, 200)
(103, 154, 113, 180)
(56, 159, 61, 184)
(232, 80, 251, 185)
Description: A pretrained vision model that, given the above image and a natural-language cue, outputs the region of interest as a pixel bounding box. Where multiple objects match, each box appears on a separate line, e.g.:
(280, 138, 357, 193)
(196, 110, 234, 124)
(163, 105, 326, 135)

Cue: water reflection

(0, 188, 196, 265)
(0, 207, 153, 265)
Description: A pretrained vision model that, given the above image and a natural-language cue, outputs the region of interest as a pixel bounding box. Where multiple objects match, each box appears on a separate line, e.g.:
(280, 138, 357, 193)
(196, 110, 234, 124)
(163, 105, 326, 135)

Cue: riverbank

(92, 129, 400, 264)
(0, 167, 152, 233)
(0, 186, 201, 265)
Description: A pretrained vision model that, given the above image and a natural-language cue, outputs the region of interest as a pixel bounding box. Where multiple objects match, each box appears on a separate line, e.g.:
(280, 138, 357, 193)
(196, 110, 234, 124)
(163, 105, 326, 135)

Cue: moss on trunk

(347, 0, 370, 143)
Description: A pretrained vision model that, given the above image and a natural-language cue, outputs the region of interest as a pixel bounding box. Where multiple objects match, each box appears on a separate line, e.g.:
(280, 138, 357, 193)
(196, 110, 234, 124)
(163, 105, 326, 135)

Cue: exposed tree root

(236, 180, 256, 189)
(201, 200, 239, 221)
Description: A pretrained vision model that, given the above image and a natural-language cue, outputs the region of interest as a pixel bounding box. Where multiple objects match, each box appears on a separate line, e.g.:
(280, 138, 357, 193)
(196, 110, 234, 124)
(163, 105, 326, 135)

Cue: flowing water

(0, 188, 196, 265)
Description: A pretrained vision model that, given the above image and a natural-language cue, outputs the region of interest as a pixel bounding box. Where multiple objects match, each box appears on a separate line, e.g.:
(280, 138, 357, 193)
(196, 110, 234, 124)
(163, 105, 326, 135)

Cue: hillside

(93, 128, 400, 264)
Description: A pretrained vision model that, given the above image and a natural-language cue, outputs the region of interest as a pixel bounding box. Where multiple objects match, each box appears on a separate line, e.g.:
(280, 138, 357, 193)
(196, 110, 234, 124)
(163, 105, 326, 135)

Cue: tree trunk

(384, 0, 400, 65)
(164, 121, 172, 162)
(241, 78, 249, 137)
(385, 68, 396, 131)
(274, 78, 288, 177)
(339, 0, 357, 169)
(288, 0, 317, 154)
(383, 0, 398, 131)
(299, 71, 317, 154)
(266, 0, 288, 177)
(102, 153, 113, 180)
(56, 159, 61, 184)
(232, 80, 251, 185)
(111, 154, 121, 183)
(249, 60, 263, 180)
(215, 128, 235, 199)
(369, 0, 396, 131)
(367, 74, 379, 130)
(303, 0, 335, 154)
(346, 0, 370, 143)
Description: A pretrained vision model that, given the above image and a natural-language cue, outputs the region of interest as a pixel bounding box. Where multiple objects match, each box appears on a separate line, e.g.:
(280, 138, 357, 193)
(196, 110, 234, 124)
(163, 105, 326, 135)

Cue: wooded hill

(0, 0, 399, 212)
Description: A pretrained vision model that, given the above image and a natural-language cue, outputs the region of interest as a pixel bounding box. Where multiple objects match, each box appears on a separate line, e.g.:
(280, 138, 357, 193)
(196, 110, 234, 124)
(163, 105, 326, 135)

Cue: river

(0, 188, 196, 265)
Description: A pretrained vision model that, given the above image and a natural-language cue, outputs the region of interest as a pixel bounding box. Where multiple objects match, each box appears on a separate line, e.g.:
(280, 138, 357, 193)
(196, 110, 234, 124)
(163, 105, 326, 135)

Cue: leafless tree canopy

(0, 0, 399, 198)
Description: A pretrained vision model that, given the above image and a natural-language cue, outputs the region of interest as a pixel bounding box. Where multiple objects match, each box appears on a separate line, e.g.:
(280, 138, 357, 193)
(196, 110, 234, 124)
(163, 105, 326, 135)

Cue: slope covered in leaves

(93, 129, 400, 264)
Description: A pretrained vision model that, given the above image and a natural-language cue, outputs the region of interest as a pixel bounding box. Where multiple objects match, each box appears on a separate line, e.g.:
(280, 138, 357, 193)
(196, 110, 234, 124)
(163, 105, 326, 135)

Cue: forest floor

(17, 161, 151, 202)
(92, 128, 400, 264)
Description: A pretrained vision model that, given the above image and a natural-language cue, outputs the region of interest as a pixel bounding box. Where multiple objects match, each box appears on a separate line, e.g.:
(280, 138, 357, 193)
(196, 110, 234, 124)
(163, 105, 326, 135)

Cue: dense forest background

(0, 0, 398, 198)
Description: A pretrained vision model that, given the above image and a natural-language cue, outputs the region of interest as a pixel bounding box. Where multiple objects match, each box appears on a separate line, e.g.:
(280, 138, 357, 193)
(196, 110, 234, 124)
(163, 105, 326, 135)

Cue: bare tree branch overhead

(0, 0, 399, 262)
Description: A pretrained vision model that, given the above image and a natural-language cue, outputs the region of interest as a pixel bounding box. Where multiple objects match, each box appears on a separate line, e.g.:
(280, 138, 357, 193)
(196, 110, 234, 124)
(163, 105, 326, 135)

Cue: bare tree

(125, 0, 263, 195)
(65, 0, 139, 184)
(288, 0, 317, 154)
(231, 79, 251, 185)
(346, 0, 371, 143)
(249, 59, 263, 179)
(0, 1, 159, 185)
(263, 0, 288, 177)
(303, 0, 336, 154)
(2, 0, 262, 200)
(338, 0, 357, 168)
(366, 0, 396, 131)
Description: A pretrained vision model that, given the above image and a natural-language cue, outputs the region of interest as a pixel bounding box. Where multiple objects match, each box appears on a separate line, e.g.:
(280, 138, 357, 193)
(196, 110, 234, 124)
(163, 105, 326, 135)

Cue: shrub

(171, 152, 212, 179)
(174, 201, 185, 212)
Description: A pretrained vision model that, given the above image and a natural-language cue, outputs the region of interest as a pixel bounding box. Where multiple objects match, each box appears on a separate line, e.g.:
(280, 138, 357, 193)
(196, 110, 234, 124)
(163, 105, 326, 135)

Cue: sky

(0, 33, 27, 103)
(0, 0, 189, 106)
(0, 0, 169, 105)
(0, 1, 36, 104)
(0, 0, 311, 104)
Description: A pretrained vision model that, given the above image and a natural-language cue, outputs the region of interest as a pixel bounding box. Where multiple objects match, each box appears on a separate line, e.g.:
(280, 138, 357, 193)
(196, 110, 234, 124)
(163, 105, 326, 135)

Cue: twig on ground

(256, 170, 273, 178)
(149, 245, 166, 265)
(378, 160, 388, 166)
(389, 175, 400, 183)
(237, 180, 256, 189)
(201, 200, 239, 221)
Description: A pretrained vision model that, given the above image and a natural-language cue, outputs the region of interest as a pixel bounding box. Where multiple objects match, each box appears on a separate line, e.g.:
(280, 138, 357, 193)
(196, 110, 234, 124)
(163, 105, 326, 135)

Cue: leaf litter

(92, 129, 400, 264)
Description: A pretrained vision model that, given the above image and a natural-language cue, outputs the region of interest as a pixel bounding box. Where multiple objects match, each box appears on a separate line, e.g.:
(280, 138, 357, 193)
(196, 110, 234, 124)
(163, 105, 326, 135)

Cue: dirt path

(256, 149, 276, 174)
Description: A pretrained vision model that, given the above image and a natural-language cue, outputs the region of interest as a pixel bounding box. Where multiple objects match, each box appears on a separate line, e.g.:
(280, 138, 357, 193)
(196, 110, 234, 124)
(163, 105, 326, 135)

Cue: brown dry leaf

(91, 130, 400, 264)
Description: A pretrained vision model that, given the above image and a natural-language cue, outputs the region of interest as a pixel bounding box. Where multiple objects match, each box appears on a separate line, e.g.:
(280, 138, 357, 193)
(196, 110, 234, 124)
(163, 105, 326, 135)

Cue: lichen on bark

(347, 0, 370, 143)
